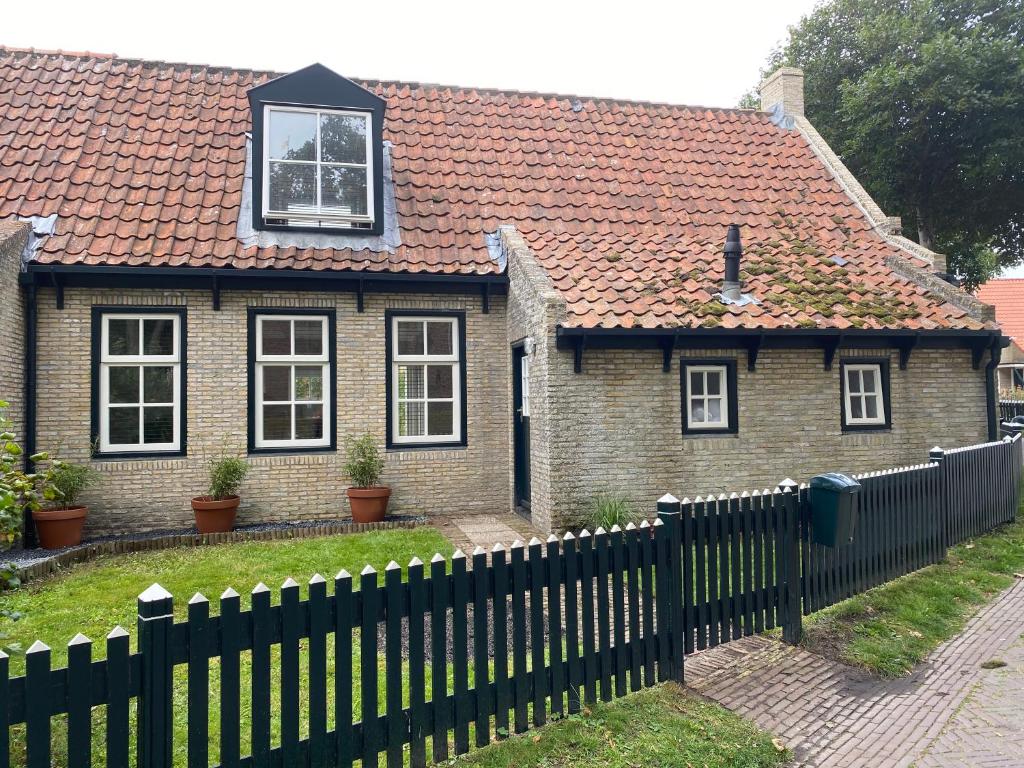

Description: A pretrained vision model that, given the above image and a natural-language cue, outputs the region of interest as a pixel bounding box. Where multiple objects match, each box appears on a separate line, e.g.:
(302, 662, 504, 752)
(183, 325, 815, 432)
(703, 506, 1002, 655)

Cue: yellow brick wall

(0, 222, 28, 436)
(34, 286, 511, 535)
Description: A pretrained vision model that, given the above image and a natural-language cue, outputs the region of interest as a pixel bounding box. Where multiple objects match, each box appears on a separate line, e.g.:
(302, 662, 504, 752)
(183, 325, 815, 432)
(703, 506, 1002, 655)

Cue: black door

(513, 346, 531, 511)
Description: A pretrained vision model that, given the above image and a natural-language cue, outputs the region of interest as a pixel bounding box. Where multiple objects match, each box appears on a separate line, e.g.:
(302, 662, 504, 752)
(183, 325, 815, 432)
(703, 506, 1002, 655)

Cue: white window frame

(262, 105, 374, 227)
(843, 363, 887, 426)
(520, 356, 531, 418)
(685, 365, 730, 430)
(390, 316, 462, 445)
(254, 315, 331, 449)
(98, 313, 182, 453)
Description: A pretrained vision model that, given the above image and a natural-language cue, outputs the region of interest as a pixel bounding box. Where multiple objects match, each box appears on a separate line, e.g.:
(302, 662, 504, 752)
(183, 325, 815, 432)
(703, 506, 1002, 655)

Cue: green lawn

(456, 683, 788, 768)
(801, 514, 1024, 677)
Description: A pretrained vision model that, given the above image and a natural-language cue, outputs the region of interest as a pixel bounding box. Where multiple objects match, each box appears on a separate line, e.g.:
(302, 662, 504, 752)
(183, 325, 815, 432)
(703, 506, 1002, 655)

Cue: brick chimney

(760, 67, 805, 117)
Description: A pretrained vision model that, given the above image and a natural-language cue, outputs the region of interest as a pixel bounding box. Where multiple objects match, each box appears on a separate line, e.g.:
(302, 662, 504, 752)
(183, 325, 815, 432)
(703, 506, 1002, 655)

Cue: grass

(454, 683, 788, 768)
(801, 515, 1024, 678)
(0, 528, 455, 767)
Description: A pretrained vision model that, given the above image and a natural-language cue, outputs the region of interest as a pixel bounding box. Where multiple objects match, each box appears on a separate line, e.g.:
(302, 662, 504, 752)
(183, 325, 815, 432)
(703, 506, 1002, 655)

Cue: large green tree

(757, 0, 1024, 287)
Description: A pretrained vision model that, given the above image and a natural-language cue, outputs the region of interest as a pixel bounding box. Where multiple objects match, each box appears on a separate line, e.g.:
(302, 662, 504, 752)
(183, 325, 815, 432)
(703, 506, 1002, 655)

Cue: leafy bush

(49, 462, 99, 508)
(208, 457, 249, 500)
(0, 399, 60, 548)
(344, 434, 385, 488)
(589, 492, 637, 530)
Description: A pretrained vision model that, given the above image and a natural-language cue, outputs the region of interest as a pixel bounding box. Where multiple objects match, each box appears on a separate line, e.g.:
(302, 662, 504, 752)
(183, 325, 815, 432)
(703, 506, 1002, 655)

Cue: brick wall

(0, 221, 28, 436)
(34, 286, 510, 535)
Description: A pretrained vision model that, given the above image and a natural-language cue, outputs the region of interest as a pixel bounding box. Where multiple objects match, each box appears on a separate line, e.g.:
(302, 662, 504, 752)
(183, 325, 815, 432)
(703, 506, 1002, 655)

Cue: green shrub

(589, 492, 636, 530)
(344, 434, 385, 488)
(208, 457, 249, 500)
(49, 462, 98, 508)
(0, 399, 60, 548)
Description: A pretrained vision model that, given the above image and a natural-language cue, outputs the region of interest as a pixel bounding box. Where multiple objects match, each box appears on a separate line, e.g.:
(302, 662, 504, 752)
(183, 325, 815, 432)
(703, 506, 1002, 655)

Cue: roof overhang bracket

(746, 334, 764, 372)
(50, 270, 63, 310)
(898, 333, 919, 370)
(356, 279, 365, 313)
(661, 334, 677, 373)
(971, 341, 988, 370)
(573, 335, 587, 374)
(211, 276, 221, 311)
(481, 283, 490, 314)
(823, 335, 843, 371)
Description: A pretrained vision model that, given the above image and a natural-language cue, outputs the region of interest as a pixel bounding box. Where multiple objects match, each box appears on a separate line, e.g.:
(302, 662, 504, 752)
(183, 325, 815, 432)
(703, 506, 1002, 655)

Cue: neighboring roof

(977, 279, 1024, 352)
(0, 47, 990, 331)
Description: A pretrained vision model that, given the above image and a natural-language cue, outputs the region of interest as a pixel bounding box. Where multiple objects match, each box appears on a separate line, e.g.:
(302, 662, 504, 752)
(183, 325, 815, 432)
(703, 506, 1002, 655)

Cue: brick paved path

(686, 579, 1024, 767)
(435, 512, 542, 552)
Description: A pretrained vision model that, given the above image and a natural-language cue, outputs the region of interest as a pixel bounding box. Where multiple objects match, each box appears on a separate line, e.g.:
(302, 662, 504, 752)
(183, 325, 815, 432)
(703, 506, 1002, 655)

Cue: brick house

(976, 279, 1024, 391)
(0, 50, 1007, 536)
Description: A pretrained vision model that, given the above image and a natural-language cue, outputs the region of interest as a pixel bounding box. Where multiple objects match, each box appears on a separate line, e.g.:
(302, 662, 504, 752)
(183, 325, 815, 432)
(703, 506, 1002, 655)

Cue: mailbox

(809, 473, 861, 547)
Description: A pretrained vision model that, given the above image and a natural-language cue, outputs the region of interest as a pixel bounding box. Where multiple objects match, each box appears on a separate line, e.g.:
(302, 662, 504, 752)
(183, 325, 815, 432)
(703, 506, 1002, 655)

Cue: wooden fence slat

(220, 588, 241, 768)
(309, 574, 329, 768)
(694, 498, 708, 650)
(610, 526, 628, 698)
(705, 497, 720, 647)
(105, 628, 130, 768)
(741, 492, 754, 636)
(653, 519, 670, 680)
(729, 494, 742, 640)
(385, 562, 405, 768)
(188, 593, 212, 768)
(24, 641, 49, 768)
(280, 578, 301, 768)
(595, 528, 613, 702)
(510, 541, 530, 733)
(491, 545, 512, 735)
(546, 535, 565, 718)
(451, 550, 471, 755)
(429, 555, 450, 762)
(472, 548, 491, 748)
(625, 523, 643, 690)
(563, 533, 583, 713)
(0, 651, 7, 768)
(408, 558, 428, 768)
(67, 634, 91, 768)
(360, 567, 381, 768)
(752, 492, 765, 633)
(334, 570, 355, 768)
(528, 538, 548, 723)
(578, 530, 598, 705)
(638, 521, 656, 686)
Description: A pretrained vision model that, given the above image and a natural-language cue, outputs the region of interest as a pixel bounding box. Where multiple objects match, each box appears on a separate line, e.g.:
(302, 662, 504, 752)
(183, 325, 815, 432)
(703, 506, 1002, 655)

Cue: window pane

(850, 397, 863, 419)
(706, 371, 721, 396)
(294, 320, 323, 355)
(690, 371, 704, 396)
(143, 319, 174, 355)
(109, 407, 139, 444)
(109, 366, 139, 404)
(263, 404, 291, 441)
(399, 365, 425, 399)
(320, 167, 368, 216)
(268, 161, 317, 212)
(707, 398, 723, 422)
(262, 365, 290, 401)
(143, 366, 174, 403)
(690, 398, 705, 422)
(143, 407, 174, 444)
(294, 366, 323, 401)
(426, 322, 453, 356)
(427, 365, 453, 398)
(861, 368, 876, 393)
(399, 401, 425, 437)
(428, 402, 454, 436)
(397, 321, 424, 355)
(864, 395, 879, 420)
(295, 404, 324, 440)
(107, 319, 139, 356)
(261, 320, 291, 355)
(847, 369, 861, 394)
(320, 113, 367, 164)
(268, 111, 316, 161)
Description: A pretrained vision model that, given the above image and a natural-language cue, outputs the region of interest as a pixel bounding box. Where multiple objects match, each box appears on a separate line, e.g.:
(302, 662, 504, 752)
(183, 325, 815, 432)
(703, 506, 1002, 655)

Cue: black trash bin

(809, 473, 862, 547)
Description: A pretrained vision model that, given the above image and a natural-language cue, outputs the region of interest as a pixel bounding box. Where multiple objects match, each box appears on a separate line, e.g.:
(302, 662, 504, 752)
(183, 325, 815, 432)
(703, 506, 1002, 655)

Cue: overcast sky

(6, 0, 1022, 278)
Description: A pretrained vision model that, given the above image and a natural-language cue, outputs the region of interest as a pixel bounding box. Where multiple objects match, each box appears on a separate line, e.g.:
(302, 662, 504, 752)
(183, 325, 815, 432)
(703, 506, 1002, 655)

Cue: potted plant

(191, 456, 249, 534)
(33, 462, 98, 549)
(345, 434, 389, 523)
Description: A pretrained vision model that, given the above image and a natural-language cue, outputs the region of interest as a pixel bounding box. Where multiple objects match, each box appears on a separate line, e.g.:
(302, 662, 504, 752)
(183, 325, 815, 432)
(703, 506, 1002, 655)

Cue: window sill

(247, 446, 337, 457)
(840, 425, 892, 434)
(386, 442, 468, 453)
(92, 449, 187, 461)
(682, 430, 739, 438)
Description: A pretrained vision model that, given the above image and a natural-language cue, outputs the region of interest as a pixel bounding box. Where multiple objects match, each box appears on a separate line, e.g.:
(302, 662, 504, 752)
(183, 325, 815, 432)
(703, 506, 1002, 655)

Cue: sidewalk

(685, 578, 1024, 767)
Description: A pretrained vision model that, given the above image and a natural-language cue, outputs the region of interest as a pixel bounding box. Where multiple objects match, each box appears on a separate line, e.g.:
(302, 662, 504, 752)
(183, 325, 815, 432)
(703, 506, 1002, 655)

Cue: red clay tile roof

(977, 279, 1024, 352)
(0, 47, 990, 331)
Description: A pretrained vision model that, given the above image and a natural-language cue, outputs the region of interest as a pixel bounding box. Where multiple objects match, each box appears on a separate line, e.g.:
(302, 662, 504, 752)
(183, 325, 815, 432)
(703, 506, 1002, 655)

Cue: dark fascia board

(24, 264, 508, 295)
(247, 63, 386, 237)
(555, 325, 1003, 351)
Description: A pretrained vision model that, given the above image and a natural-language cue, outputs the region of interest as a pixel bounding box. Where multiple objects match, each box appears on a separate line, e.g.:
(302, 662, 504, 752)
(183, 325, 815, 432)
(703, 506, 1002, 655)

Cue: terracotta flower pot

(347, 487, 391, 523)
(33, 506, 88, 549)
(191, 495, 240, 534)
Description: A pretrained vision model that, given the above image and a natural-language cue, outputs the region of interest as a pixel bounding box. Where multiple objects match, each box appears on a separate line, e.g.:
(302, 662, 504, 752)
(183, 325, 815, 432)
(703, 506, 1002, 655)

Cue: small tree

(207, 457, 250, 500)
(344, 434, 385, 488)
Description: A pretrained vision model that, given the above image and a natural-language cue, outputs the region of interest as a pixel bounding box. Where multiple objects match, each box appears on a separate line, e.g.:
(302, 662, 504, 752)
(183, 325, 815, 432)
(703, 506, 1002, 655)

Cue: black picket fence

(1001, 398, 1024, 423)
(2, 433, 1022, 768)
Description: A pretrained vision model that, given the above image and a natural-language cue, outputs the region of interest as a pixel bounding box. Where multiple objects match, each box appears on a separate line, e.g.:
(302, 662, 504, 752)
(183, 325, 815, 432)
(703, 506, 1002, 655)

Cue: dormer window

(263, 106, 373, 229)
(248, 63, 386, 235)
